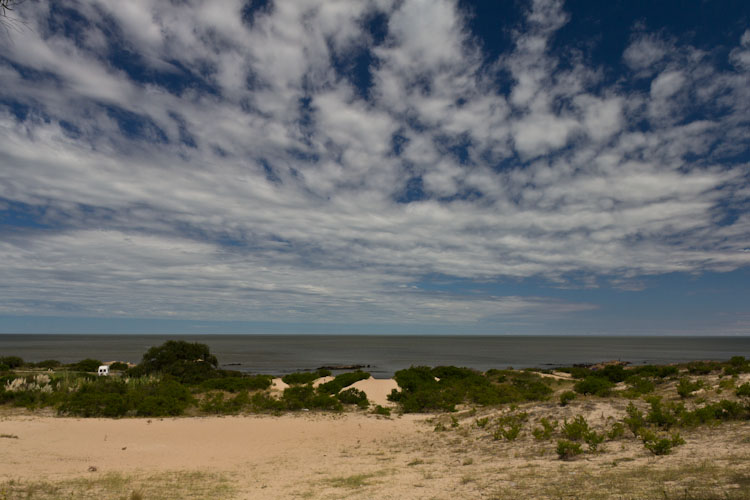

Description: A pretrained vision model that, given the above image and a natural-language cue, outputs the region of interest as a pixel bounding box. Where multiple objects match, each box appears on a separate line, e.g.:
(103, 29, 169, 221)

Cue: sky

(0, 0, 749, 336)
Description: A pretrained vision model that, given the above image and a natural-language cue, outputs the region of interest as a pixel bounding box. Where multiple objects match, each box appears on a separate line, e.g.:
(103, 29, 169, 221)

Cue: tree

(130, 340, 219, 384)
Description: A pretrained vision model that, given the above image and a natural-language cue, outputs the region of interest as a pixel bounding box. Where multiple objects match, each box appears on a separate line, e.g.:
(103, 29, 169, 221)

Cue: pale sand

(2, 405, 749, 499)
(349, 377, 399, 407)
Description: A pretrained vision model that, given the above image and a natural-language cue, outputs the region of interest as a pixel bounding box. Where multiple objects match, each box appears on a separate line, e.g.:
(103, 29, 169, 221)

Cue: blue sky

(1, 0, 749, 335)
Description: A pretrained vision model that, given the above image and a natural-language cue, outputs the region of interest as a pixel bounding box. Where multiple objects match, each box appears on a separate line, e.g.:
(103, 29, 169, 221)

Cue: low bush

(70, 359, 103, 373)
(493, 412, 528, 441)
(640, 429, 685, 455)
(559, 391, 576, 406)
(282, 369, 331, 385)
(108, 362, 129, 371)
(531, 417, 557, 441)
(199, 375, 272, 393)
(372, 405, 391, 417)
(33, 360, 62, 369)
(574, 376, 614, 396)
(337, 387, 368, 408)
(686, 361, 720, 375)
(630, 365, 678, 379)
(736, 383, 750, 397)
(556, 440, 583, 460)
(562, 415, 591, 441)
(607, 422, 625, 440)
(679, 400, 749, 426)
(624, 402, 646, 436)
(676, 377, 703, 398)
(645, 396, 678, 429)
(0, 356, 24, 369)
(0, 364, 8, 372)
(317, 371, 370, 395)
(623, 375, 655, 397)
(200, 391, 250, 414)
(131, 379, 193, 416)
(282, 384, 342, 411)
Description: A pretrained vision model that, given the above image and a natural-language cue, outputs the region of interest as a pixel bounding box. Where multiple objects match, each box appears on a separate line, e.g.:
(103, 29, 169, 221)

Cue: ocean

(1, 334, 748, 378)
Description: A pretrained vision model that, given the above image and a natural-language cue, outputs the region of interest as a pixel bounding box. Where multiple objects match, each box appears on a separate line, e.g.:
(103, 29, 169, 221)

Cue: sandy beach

(3, 389, 749, 499)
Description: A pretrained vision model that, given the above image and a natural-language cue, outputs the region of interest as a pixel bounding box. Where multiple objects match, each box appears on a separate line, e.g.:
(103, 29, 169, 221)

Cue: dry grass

(0, 470, 234, 500)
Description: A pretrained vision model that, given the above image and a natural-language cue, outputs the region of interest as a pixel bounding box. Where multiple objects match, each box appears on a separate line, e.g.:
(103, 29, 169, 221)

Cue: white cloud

(0, 0, 748, 325)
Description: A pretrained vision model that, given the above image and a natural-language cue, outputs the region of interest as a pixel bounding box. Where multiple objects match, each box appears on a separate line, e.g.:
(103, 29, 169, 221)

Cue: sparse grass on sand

(0, 471, 234, 500)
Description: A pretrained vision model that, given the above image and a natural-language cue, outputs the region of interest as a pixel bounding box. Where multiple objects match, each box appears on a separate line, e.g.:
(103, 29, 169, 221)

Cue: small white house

(97, 365, 109, 376)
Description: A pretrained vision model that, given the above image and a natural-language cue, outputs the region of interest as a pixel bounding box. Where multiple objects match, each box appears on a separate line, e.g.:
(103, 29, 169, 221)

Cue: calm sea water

(1, 334, 748, 378)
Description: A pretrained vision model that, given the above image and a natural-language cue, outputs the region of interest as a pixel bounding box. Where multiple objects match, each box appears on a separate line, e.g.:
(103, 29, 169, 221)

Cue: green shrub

(556, 440, 583, 460)
(131, 340, 219, 384)
(584, 430, 605, 451)
(532, 417, 557, 441)
(640, 429, 685, 455)
(475, 417, 489, 428)
(59, 379, 129, 417)
(282, 369, 331, 385)
(645, 396, 678, 429)
(676, 377, 703, 398)
(607, 422, 625, 440)
(338, 387, 369, 408)
(574, 376, 614, 396)
(0, 363, 9, 372)
(71, 359, 103, 373)
(595, 365, 628, 383)
(624, 402, 646, 436)
(132, 379, 193, 416)
(494, 412, 527, 441)
(317, 371, 370, 395)
(282, 384, 342, 411)
(0, 356, 24, 369)
(108, 362, 129, 371)
(624, 375, 655, 396)
(33, 360, 62, 369)
(562, 415, 591, 441)
(200, 391, 250, 414)
(559, 390, 576, 406)
(736, 383, 750, 397)
(372, 405, 391, 417)
(686, 361, 720, 375)
(199, 375, 272, 393)
(249, 392, 284, 413)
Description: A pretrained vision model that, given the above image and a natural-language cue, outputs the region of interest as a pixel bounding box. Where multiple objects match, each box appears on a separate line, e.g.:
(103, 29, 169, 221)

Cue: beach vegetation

(70, 358, 104, 373)
(0, 363, 8, 372)
(532, 417, 557, 441)
(493, 411, 527, 441)
(685, 361, 721, 375)
(372, 405, 391, 416)
(281, 369, 331, 385)
(559, 390, 576, 406)
(337, 387, 369, 408)
(624, 402, 646, 436)
(316, 370, 370, 394)
(0, 356, 23, 368)
(33, 359, 62, 369)
(734, 382, 750, 397)
(199, 375, 272, 393)
(640, 429, 685, 455)
(281, 384, 343, 411)
(645, 396, 678, 429)
(573, 375, 614, 396)
(108, 361, 129, 371)
(128, 340, 219, 384)
(607, 422, 625, 440)
(676, 377, 703, 398)
(622, 375, 655, 397)
(556, 439, 583, 460)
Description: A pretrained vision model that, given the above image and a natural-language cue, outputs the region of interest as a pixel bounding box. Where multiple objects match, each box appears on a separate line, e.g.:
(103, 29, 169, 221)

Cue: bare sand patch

(350, 377, 399, 407)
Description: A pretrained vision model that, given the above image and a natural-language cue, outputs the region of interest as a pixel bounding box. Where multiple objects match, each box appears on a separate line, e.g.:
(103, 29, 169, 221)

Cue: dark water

(1, 334, 748, 378)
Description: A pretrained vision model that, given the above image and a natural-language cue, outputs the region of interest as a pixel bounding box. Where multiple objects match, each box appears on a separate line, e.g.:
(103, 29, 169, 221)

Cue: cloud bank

(0, 0, 748, 329)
